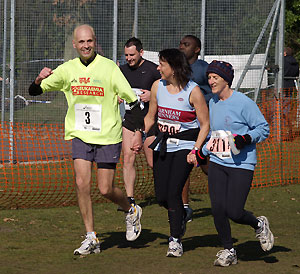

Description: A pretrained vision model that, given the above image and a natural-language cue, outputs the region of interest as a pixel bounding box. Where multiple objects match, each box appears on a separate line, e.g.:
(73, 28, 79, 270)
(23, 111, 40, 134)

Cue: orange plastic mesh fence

(0, 88, 299, 209)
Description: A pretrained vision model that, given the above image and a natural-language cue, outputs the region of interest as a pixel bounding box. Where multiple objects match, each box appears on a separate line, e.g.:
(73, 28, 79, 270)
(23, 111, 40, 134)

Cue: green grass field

(0, 183, 299, 274)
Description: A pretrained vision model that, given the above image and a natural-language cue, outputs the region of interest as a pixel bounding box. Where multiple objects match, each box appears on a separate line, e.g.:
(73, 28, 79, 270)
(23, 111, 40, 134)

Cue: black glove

(234, 134, 251, 150)
(129, 100, 144, 130)
(195, 148, 207, 166)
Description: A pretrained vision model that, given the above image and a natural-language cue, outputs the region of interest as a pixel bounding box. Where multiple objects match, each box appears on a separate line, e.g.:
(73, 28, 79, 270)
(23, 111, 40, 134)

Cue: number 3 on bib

(75, 104, 102, 132)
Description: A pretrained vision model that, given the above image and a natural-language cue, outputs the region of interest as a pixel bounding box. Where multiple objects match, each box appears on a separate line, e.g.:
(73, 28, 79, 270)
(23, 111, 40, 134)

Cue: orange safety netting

(0, 88, 299, 209)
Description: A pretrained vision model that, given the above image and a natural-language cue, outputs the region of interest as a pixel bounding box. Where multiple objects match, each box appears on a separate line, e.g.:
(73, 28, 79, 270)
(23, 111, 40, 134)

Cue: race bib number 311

(75, 104, 102, 132)
(206, 130, 232, 159)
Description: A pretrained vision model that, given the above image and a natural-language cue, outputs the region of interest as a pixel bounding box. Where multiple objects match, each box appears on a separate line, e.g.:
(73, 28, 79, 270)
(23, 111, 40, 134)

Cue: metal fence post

(9, 0, 15, 163)
(200, 0, 205, 60)
(277, 0, 285, 91)
(113, 0, 118, 63)
(253, 0, 281, 103)
(133, 0, 138, 37)
(1, 0, 8, 123)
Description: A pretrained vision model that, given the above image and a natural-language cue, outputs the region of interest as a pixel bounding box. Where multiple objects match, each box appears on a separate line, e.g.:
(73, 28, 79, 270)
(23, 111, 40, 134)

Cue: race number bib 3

(75, 104, 102, 132)
(206, 130, 233, 159)
(124, 88, 144, 110)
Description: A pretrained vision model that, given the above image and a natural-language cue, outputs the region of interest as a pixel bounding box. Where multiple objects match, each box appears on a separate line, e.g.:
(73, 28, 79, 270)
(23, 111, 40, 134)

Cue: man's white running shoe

(214, 249, 238, 267)
(73, 234, 101, 255)
(166, 237, 183, 257)
(125, 204, 142, 241)
(256, 216, 274, 251)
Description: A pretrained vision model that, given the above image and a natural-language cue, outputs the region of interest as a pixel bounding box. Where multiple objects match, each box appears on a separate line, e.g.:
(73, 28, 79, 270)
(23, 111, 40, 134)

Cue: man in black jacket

(283, 47, 299, 140)
(284, 47, 299, 90)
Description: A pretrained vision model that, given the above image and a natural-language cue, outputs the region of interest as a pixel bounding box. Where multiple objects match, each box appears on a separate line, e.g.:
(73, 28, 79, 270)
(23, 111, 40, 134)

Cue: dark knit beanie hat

(207, 60, 234, 87)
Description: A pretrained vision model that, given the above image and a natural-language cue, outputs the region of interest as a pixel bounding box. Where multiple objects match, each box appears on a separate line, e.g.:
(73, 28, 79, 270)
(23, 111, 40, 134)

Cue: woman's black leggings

(153, 149, 193, 239)
(208, 161, 259, 249)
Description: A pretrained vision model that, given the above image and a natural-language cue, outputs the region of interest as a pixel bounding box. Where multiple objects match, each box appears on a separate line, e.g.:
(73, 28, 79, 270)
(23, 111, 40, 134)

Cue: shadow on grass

(181, 234, 222, 251)
(100, 228, 168, 251)
(101, 229, 223, 253)
(236, 240, 291, 263)
(191, 207, 212, 220)
(190, 196, 205, 202)
(182, 237, 291, 264)
(138, 197, 158, 208)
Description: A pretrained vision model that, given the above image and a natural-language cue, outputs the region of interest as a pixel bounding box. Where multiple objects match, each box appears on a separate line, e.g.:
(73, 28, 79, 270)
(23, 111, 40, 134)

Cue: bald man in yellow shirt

(29, 24, 144, 255)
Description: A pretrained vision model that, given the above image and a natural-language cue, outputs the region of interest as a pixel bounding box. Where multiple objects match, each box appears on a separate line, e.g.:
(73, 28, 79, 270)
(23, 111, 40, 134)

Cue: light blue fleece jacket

(203, 90, 269, 171)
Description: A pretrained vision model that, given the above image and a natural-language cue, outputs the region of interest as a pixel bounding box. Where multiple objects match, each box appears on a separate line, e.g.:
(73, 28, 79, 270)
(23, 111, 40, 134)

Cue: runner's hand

(35, 67, 53, 84)
(131, 131, 143, 154)
(187, 150, 197, 167)
(139, 89, 150, 102)
(117, 96, 124, 104)
(234, 134, 251, 150)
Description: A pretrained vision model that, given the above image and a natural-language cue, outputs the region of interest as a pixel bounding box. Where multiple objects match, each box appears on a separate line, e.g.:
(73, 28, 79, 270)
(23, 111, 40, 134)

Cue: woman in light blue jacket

(196, 60, 274, 267)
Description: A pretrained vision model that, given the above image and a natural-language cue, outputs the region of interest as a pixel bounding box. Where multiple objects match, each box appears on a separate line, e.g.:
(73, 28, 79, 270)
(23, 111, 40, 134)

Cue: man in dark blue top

(179, 35, 212, 103)
(179, 35, 211, 222)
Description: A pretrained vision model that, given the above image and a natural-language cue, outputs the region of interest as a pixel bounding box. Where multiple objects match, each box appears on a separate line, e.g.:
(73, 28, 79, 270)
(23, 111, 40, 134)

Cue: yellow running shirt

(40, 54, 137, 145)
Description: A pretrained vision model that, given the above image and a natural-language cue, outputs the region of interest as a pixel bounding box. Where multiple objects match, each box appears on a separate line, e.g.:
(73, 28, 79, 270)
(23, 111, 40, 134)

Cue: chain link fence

(2, 0, 298, 209)
(1, 0, 277, 124)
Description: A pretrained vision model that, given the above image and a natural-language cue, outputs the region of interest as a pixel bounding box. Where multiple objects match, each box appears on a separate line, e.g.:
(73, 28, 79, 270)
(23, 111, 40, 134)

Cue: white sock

(87, 231, 96, 238)
(170, 236, 180, 243)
